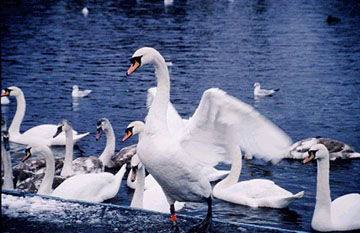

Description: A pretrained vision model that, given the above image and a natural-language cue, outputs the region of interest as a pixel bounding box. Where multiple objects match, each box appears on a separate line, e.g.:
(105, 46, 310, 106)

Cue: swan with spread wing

(125, 47, 292, 230)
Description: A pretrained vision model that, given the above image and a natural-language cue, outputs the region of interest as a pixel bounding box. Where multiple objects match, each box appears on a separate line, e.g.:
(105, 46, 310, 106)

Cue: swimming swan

(1, 86, 89, 146)
(285, 137, 360, 161)
(213, 146, 304, 208)
(125, 47, 291, 229)
(303, 144, 360, 231)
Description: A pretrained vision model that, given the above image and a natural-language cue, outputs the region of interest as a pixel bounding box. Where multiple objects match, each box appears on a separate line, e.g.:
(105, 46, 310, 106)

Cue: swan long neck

(112, 164, 127, 190)
(1, 148, 14, 190)
(99, 126, 115, 166)
(312, 156, 332, 229)
(214, 146, 242, 191)
(147, 54, 170, 129)
(38, 147, 55, 195)
(130, 165, 145, 208)
(9, 91, 26, 135)
(61, 128, 74, 177)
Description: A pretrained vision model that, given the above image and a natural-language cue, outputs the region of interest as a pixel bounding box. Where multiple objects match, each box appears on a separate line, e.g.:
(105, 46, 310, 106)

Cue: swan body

(213, 146, 304, 208)
(303, 144, 360, 231)
(285, 137, 360, 160)
(130, 155, 185, 213)
(123, 121, 229, 190)
(253, 82, 279, 98)
(2, 119, 14, 190)
(52, 164, 126, 203)
(72, 85, 92, 98)
(1, 86, 89, 146)
(126, 47, 291, 228)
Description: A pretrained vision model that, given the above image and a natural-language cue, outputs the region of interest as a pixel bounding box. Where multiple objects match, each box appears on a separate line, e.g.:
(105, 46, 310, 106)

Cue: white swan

(52, 164, 126, 203)
(1, 86, 89, 146)
(123, 121, 229, 190)
(1, 118, 14, 190)
(303, 144, 360, 231)
(130, 154, 185, 213)
(72, 85, 92, 98)
(22, 143, 127, 203)
(253, 82, 279, 98)
(285, 136, 360, 161)
(126, 47, 291, 229)
(213, 146, 304, 208)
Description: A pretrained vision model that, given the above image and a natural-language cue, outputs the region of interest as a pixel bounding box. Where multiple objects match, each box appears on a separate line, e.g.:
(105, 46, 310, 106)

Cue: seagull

(72, 85, 92, 98)
(253, 82, 279, 98)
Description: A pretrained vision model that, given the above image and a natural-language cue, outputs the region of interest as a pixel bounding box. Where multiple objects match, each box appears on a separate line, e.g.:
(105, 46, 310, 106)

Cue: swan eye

(125, 126, 134, 134)
(129, 56, 142, 66)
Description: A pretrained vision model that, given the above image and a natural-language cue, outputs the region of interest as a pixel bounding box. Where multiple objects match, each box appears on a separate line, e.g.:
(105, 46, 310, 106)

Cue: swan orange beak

(122, 130, 133, 142)
(22, 148, 32, 162)
(303, 150, 316, 164)
(126, 60, 140, 76)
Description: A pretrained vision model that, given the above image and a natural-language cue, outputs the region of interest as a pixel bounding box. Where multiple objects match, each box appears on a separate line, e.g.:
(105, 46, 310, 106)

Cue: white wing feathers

(146, 87, 292, 165)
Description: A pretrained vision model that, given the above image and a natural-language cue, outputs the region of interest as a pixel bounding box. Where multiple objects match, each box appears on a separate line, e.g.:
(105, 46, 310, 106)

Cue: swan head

(53, 119, 72, 138)
(254, 82, 260, 88)
(96, 118, 111, 141)
(122, 121, 145, 142)
(126, 47, 163, 76)
(303, 144, 329, 164)
(72, 85, 79, 91)
(1, 86, 22, 97)
(129, 154, 143, 182)
(22, 143, 50, 162)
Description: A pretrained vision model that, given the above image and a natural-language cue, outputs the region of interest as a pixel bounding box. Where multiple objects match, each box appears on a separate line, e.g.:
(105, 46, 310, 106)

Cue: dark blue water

(1, 0, 360, 232)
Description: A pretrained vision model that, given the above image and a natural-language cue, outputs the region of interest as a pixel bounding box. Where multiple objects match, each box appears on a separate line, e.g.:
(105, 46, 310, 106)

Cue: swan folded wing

(179, 88, 292, 164)
(331, 194, 360, 230)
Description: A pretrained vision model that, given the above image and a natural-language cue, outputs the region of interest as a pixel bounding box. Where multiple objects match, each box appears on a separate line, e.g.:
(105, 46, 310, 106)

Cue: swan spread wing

(179, 88, 292, 165)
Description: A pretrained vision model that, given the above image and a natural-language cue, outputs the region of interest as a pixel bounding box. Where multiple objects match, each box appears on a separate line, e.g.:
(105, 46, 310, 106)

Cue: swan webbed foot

(186, 217, 212, 233)
(187, 196, 212, 233)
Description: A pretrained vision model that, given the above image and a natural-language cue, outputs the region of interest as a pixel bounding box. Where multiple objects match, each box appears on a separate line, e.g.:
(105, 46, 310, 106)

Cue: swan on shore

(130, 154, 185, 213)
(303, 144, 360, 231)
(1, 86, 89, 146)
(125, 47, 291, 230)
